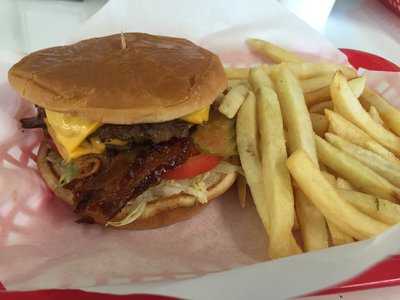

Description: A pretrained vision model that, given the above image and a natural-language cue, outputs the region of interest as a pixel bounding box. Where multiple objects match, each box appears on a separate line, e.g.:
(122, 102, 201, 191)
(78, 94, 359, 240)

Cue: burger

(8, 33, 239, 229)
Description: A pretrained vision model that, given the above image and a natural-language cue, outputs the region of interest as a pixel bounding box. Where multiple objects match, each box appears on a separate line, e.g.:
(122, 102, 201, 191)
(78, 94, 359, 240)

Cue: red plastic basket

(0, 49, 399, 299)
(380, 0, 400, 16)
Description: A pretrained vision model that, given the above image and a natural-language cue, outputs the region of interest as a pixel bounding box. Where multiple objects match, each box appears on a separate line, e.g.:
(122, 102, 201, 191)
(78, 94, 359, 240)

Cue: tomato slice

(163, 154, 221, 180)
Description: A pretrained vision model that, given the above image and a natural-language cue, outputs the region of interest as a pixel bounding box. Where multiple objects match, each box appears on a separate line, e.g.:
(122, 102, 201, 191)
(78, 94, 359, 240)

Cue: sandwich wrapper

(1, 0, 400, 298)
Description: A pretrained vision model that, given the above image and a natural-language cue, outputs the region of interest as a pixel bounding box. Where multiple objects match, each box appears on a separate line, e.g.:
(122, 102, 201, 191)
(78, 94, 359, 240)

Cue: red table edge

(0, 49, 399, 299)
(310, 48, 400, 296)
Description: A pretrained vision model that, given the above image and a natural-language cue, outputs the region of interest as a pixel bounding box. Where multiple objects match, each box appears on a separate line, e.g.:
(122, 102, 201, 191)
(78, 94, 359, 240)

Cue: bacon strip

(72, 138, 195, 223)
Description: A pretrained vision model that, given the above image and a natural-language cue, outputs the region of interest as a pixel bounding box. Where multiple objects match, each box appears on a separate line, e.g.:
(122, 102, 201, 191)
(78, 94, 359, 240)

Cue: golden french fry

(287, 150, 389, 240)
(336, 177, 354, 190)
(325, 109, 400, 166)
(219, 84, 249, 119)
(257, 86, 301, 257)
(228, 79, 248, 89)
(247, 38, 303, 63)
(249, 66, 273, 91)
(315, 135, 400, 201)
(295, 189, 329, 250)
(338, 189, 400, 225)
(268, 62, 357, 80)
(300, 73, 334, 93)
(369, 105, 385, 127)
(361, 88, 400, 136)
(270, 65, 318, 164)
(348, 76, 366, 98)
(326, 133, 400, 188)
(304, 86, 331, 106)
(327, 220, 354, 246)
(322, 171, 336, 185)
(237, 175, 247, 208)
(271, 65, 328, 251)
(309, 101, 333, 114)
(236, 91, 269, 227)
(331, 73, 400, 155)
(304, 77, 364, 106)
(323, 172, 356, 247)
(310, 113, 329, 137)
(225, 67, 249, 79)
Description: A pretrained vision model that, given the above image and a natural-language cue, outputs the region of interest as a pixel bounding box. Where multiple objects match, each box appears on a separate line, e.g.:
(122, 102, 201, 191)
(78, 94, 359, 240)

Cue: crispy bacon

(72, 137, 196, 223)
(20, 107, 46, 128)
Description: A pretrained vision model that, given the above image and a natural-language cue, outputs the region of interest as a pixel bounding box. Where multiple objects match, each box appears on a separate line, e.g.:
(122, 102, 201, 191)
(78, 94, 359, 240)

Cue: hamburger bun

(37, 142, 237, 229)
(8, 33, 227, 124)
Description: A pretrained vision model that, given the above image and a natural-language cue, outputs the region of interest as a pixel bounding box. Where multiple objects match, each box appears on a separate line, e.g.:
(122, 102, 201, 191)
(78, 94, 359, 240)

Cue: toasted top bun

(8, 33, 227, 124)
(37, 142, 237, 229)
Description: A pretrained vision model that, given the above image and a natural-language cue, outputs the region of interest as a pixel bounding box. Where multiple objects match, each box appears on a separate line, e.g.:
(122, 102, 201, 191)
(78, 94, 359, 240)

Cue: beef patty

(92, 120, 193, 144)
(21, 110, 193, 145)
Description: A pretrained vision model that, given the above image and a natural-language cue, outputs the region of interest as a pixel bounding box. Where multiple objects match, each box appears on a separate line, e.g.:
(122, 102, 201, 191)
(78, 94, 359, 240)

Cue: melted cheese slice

(180, 106, 210, 124)
(45, 106, 210, 160)
(67, 138, 106, 160)
(45, 110, 103, 160)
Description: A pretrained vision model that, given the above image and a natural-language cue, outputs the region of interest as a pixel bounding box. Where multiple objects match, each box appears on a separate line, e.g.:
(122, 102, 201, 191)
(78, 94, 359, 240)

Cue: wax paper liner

(0, 1, 400, 299)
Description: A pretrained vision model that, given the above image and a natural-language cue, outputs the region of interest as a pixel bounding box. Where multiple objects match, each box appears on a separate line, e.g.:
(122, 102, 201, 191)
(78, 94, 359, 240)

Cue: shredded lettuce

(107, 161, 240, 227)
(46, 151, 79, 186)
(212, 160, 243, 176)
(106, 200, 147, 227)
(58, 162, 79, 186)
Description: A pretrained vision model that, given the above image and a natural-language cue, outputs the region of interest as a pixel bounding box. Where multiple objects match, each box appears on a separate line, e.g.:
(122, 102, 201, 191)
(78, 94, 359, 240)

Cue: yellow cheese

(45, 110, 103, 160)
(180, 106, 210, 124)
(45, 105, 210, 161)
(68, 138, 105, 160)
(103, 138, 128, 146)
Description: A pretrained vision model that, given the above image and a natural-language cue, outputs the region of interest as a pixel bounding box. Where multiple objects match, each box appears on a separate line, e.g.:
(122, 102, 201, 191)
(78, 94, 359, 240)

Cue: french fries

(304, 76, 365, 106)
(327, 221, 354, 246)
(300, 73, 334, 93)
(322, 171, 336, 185)
(236, 92, 269, 228)
(271, 65, 328, 251)
(237, 175, 247, 208)
(315, 135, 400, 201)
(347, 76, 366, 98)
(336, 178, 354, 190)
(287, 150, 389, 240)
(225, 67, 249, 79)
(331, 73, 400, 155)
(369, 105, 385, 127)
(309, 101, 333, 114)
(325, 109, 400, 165)
(304, 86, 331, 106)
(219, 84, 249, 118)
(257, 86, 301, 257)
(338, 189, 400, 225)
(310, 113, 329, 137)
(325, 133, 400, 187)
(361, 87, 400, 136)
(228, 79, 248, 89)
(295, 189, 329, 250)
(268, 62, 357, 80)
(247, 38, 303, 63)
(249, 66, 273, 91)
(322, 172, 355, 245)
(230, 37, 400, 259)
(270, 65, 318, 164)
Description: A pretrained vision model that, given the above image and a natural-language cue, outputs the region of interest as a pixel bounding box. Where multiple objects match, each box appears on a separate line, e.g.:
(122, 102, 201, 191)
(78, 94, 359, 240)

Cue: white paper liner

(0, 1, 399, 298)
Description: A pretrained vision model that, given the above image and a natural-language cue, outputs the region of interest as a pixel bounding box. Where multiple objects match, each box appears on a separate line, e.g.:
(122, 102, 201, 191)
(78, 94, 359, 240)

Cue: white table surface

(1, 0, 400, 299)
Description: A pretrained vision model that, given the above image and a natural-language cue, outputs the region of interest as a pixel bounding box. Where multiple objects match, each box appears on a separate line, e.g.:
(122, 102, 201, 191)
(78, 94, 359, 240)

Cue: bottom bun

(37, 141, 237, 230)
